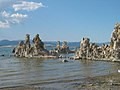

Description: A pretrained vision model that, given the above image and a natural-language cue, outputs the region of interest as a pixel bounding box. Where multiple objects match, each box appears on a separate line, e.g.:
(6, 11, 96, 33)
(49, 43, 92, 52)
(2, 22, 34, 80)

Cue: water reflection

(80, 60, 94, 78)
(18, 58, 44, 72)
(0, 50, 120, 88)
(79, 60, 120, 78)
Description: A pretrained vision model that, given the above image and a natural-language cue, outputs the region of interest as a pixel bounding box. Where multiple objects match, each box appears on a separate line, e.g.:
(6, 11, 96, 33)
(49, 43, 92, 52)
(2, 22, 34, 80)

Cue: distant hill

(0, 39, 110, 47)
(95, 42, 110, 46)
(0, 40, 19, 46)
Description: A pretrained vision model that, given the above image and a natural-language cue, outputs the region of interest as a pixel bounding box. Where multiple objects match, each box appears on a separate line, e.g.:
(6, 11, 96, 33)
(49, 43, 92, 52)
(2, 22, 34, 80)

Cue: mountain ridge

(0, 40, 110, 46)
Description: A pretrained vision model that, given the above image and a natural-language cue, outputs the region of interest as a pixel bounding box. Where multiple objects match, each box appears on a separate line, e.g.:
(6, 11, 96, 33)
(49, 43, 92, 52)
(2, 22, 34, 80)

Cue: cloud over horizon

(0, 0, 45, 29)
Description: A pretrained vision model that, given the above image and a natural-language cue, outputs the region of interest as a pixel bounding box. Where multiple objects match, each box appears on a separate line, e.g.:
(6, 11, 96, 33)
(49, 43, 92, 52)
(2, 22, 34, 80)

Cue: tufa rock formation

(75, 23, 120, 61)
(54, 41, 74, 54)
(13, 34, 58, 59)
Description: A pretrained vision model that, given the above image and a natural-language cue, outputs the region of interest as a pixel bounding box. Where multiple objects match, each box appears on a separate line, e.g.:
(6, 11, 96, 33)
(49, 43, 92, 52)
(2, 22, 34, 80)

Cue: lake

(0, 46, 120, 90)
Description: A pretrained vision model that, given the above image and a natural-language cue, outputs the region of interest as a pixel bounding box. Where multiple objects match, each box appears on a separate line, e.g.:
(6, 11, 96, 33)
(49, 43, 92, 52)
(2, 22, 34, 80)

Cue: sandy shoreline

(75, 72, 120, 90)
(1, 72, 120, 90)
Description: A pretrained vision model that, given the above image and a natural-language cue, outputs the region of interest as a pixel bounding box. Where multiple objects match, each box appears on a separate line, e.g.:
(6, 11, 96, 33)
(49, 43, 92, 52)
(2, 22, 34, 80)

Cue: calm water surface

(0, 47, 120, 89)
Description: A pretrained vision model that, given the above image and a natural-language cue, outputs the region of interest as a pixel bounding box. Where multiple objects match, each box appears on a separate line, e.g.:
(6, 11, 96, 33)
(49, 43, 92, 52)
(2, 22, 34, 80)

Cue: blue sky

(0, 0, 120, 42)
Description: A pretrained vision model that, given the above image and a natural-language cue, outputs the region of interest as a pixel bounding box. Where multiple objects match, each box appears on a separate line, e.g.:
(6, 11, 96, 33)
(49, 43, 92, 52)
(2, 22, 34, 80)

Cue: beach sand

(75, 73, 120, 90)
(1, 73, 120, 90)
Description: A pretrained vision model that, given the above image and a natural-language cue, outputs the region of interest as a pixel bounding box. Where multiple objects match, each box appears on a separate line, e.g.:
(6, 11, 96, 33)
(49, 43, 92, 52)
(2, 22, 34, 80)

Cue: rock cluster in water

(53, 41, 74, 54)
(13, 34, 58, 58)
(13, 23, 120, 61)
(75, 23, 120, 61)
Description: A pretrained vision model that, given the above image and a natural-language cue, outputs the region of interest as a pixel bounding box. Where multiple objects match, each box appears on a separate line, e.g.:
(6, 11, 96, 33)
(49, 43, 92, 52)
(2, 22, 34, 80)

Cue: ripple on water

(1, 48, 120, 89)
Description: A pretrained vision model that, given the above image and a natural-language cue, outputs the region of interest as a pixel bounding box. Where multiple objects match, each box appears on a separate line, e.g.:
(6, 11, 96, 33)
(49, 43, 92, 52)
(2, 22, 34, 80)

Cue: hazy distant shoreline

(0, 45, 16, 48)
(0, 40, 109, 46)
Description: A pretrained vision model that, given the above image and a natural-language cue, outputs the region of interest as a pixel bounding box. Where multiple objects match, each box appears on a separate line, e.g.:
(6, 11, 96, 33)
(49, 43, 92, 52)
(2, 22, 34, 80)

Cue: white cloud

(13, 1, 45, 11)
(0, 21, 10, 29)
(2, 11, 28, 20)
(1, 11, 28, 28)
(11, 13, 27, 18)
(0, 0, 45, 29)
(2, 11, 10, 18)
(10, 13, 28, 23)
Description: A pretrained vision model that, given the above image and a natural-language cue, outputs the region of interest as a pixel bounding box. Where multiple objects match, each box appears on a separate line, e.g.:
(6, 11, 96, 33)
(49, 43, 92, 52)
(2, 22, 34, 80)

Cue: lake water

(0, 47, 120, 89)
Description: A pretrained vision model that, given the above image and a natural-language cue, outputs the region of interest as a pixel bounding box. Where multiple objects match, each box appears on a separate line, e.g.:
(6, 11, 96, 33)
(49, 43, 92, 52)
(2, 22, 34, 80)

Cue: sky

(0, 0, 120, 42)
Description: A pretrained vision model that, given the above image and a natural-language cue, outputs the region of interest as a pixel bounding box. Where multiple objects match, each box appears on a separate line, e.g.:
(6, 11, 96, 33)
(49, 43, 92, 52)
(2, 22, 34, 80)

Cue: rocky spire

(111, 23, 120, 50)
(13, 34, 58, 58)
(33, 34, 44, 50)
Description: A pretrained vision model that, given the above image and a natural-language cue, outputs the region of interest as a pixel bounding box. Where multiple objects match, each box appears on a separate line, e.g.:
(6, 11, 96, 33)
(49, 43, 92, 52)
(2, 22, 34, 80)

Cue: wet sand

(1, 72, 120, 90)
(75, 72, 120, 90)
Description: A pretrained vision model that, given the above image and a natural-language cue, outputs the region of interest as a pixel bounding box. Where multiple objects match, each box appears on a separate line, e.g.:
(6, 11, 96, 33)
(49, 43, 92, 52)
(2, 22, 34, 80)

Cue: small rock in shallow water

(62, 59, 69, 62)
(118, 70, 120, 73)
(0, 54, 5, 56)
